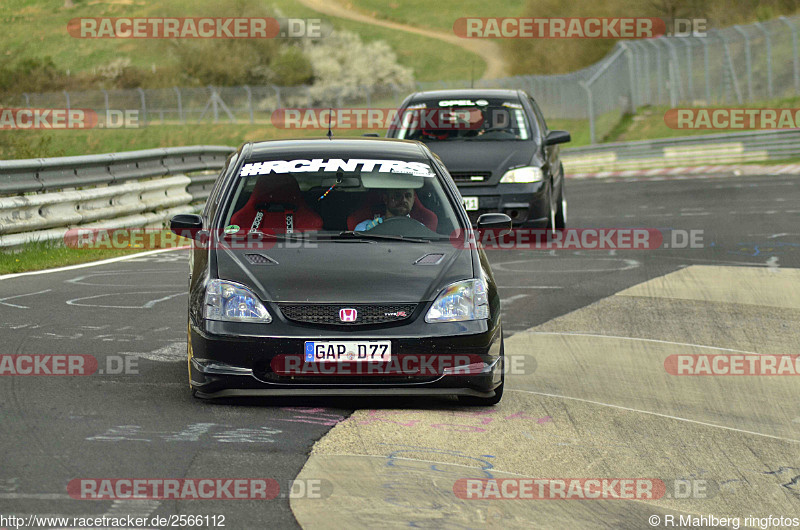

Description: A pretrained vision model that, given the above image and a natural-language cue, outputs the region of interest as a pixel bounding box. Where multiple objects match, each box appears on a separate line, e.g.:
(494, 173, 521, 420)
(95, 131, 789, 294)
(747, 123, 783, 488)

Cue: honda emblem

(339, 308, 357, 322)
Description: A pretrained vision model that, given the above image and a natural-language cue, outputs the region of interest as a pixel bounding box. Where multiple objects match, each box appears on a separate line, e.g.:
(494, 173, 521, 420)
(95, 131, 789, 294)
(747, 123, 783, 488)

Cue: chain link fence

(5, 15, 800, 143)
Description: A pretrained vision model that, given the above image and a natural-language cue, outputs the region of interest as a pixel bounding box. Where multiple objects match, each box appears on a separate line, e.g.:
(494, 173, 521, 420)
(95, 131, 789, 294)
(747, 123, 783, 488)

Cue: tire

(554, 186, 566, 229)
(458, 336, 504, 406)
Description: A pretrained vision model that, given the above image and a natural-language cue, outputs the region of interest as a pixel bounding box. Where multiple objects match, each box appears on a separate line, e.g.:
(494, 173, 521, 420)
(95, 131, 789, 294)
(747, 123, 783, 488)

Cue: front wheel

(554, 187, 567, 229)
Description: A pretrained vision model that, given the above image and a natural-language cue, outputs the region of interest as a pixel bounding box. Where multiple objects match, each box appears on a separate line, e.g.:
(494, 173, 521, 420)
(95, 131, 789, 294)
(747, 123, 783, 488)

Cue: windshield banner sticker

(239, 159, 435, 177)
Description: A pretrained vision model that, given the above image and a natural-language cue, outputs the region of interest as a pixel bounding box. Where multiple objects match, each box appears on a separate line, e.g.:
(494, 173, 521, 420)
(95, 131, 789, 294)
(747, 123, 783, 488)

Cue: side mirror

(545, 130, 571, 146)
(170, 214, 203, 239)
(476, 213, 512, 231)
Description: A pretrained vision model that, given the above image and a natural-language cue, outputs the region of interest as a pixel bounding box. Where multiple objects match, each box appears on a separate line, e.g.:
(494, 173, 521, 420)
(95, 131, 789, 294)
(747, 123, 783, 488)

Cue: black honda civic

(170, 137, 508, 405)
(386, 89, 570, 229)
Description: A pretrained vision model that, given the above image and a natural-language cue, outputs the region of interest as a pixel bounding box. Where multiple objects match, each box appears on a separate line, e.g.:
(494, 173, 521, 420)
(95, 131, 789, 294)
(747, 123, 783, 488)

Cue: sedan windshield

(221, 157, 462, 239)
(391, 97, 535, 142)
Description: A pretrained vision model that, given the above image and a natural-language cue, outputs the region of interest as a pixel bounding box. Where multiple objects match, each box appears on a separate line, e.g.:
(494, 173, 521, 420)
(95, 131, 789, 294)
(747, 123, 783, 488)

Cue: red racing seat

(346, 190, 438, 232)
(230, 174, 323, 233)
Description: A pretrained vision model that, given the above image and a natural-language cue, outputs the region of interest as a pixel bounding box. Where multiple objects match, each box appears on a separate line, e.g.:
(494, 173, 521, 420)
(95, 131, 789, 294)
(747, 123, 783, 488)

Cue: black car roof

(243, 137, 429, 159)
(409, 88, 522, 101)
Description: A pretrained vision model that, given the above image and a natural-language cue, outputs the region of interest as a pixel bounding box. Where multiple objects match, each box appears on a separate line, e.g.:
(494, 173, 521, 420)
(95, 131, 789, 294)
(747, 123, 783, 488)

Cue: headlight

(499, 166, 544, 183)
(425, 279, 489, 323)
(204, 279, 272, 323)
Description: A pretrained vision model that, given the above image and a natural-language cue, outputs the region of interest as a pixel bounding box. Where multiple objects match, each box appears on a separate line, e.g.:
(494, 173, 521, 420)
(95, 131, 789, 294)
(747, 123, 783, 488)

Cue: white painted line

(65, 291, 185, 309)
(507, 389, 800, 444)
(526, 331, 766, 356)
(503, 294, 529, 304)
(0, 247, 186, 282)
(0, 289, 52, 309)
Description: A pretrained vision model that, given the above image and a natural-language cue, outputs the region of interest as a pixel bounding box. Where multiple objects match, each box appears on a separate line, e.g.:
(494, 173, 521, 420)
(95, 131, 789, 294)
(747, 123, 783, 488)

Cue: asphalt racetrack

(1, 172, 798, 529)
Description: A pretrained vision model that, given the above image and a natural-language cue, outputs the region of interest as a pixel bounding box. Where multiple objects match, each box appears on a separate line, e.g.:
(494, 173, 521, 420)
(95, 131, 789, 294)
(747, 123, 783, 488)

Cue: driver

(354, 188, 415, 231)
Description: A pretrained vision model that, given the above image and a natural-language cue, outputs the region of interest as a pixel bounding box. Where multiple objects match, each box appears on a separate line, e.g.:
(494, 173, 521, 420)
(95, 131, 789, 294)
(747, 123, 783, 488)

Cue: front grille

(277, 303, 417, 325)
(450, 172, 491, 185)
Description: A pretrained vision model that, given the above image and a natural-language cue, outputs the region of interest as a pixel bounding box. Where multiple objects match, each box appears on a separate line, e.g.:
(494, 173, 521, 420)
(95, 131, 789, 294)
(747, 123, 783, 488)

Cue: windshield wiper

(335, 231, 431, 243)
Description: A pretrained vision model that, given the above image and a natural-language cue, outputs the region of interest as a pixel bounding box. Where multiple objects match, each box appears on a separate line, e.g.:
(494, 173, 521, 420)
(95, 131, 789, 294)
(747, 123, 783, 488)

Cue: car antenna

(326, 107, 333, 138)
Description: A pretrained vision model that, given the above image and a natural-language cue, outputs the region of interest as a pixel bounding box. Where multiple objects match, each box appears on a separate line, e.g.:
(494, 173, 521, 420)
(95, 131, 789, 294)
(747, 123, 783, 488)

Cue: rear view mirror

(476, 213, 512, 231)
(170, 214, 204, 239)
(545, 130, 571, 146)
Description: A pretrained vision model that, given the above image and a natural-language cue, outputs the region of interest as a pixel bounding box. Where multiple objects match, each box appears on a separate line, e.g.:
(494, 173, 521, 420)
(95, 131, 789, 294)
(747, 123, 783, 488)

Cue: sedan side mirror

(476, 213, 512, 231)
(170, 214, 204, 239)
(545, 130, 571, 146)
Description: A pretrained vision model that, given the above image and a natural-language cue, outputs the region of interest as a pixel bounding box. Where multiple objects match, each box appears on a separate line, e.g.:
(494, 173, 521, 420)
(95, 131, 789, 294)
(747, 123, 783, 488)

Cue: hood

(214, 241, 473, 303)
(424, 140, 537, 182)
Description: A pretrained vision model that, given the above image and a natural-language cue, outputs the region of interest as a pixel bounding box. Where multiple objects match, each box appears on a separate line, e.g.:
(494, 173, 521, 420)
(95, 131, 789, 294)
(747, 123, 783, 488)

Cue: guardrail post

(243, 85, 254, 124)
(780, 16, 799, 95)
(733, 26, 753, 101)
(63, 90, 70, 111)
(753, 22, 773, 99)
(22, 93, 29, 107)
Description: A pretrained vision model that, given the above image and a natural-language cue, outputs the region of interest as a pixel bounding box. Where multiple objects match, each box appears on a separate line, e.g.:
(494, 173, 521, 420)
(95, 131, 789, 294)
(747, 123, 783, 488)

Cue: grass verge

(0, 240, 149, 275)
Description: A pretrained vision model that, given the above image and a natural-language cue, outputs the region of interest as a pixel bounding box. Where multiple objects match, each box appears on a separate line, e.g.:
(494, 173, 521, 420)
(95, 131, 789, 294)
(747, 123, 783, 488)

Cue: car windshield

(220, 156, 462, 239)
(391, 97, 535, 142)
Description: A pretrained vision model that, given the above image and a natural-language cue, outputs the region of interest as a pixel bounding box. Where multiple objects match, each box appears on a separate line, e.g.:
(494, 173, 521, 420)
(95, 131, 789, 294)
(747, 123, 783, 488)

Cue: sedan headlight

(499, 166, 544, 183)
(425, 279, 489, 323)
(204, 279, 272, 323)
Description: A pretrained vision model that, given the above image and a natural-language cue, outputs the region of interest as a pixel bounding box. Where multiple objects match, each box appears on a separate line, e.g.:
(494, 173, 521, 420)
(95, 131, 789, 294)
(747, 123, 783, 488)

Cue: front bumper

(459, 182, 549, 227)
(188, 317, 503, 398)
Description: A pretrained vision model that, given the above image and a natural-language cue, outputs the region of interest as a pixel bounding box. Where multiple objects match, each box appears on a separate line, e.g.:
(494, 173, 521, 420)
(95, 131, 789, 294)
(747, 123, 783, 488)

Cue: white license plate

(463, 197, 479, 211)
(304, 341, 391, 362)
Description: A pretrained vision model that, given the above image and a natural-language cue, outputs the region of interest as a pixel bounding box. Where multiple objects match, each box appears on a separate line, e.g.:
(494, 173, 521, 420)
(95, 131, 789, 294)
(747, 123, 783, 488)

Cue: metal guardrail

(561, 129, 800, 173)
(0, 145, 235, 195)
(0, 146, 235, 247)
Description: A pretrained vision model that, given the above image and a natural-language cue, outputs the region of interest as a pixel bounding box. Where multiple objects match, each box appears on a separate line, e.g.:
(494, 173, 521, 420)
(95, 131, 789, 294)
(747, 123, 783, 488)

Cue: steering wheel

(366, 215, 428, 231)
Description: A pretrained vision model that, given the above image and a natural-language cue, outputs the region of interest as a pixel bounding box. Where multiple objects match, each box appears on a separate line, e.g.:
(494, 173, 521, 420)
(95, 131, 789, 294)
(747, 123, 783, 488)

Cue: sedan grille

(450, 172, 490, 185)
(277, 304, 417, 325)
